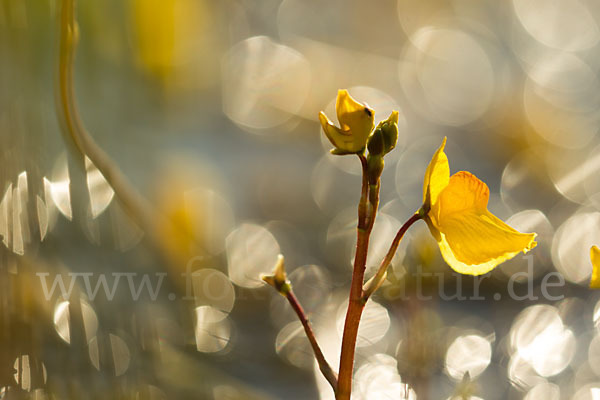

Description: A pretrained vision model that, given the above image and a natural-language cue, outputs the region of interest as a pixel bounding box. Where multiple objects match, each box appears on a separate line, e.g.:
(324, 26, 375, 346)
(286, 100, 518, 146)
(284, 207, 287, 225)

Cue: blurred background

(2, 0, 600, 398)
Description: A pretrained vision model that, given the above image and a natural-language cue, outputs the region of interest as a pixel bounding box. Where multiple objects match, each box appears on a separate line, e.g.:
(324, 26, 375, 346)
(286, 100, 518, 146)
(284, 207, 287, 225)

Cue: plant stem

(357, 155, 369, 228)
(336, 154, 378, 399)
(57, 0, 156, 233)
(337, 231, 367, 399)
(286, 291, 338, 391)
(363, 213, 422, 301)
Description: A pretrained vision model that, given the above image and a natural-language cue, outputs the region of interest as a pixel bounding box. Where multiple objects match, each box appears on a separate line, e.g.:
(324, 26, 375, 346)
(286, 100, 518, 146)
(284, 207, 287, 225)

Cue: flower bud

(378, 111, 399, 155)
(367, 128, 384, 156)
(261, 254, 291, 296)
(319, 90, 374, 155)
(380, 121, 398, 154)
(367, 154, 384, 185)
(368, 111, 399, 157)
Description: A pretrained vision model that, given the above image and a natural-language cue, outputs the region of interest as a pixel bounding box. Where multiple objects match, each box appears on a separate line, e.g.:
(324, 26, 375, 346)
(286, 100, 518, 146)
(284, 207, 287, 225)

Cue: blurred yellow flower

(421, 137, 537, 275)
(131, 0, 215, 89)
(319, 90, 374, 154)
(590, 246, 600, 289)
(131, 0, 176, 82)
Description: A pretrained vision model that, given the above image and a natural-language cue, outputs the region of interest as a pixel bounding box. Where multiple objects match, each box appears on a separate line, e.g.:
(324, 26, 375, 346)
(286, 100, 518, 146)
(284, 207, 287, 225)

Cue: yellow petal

(433, 171, 489, 222)
(422, 137, 449, 207)
(591, 246, 600, 289)
(432, 211, 537, 275)
(319, 111, 353, 151)
(429, 171, 537, 275)
(334, 90, 374, 150)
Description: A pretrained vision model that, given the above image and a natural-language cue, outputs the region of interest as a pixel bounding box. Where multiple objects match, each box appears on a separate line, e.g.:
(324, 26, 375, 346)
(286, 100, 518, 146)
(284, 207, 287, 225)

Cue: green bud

(380, 120, 398, 154)
(367, 128, 384, 156)
(370, 111, 399, 156)
(261, 255, 291, 296)
(367, 154, 384, 185)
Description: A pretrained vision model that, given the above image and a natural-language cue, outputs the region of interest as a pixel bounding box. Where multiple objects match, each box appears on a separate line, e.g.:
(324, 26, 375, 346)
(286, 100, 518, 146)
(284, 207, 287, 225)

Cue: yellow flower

(421, 137, 537, 275)
(319, 90, 375, 154)
(131, 0, 212, 88)
(590, 246, 600, 289)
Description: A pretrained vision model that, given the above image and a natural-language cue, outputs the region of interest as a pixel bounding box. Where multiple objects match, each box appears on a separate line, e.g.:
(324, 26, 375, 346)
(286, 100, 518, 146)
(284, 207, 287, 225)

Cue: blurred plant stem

(57, 0, 157, 237)
(57, 0, 194, 266)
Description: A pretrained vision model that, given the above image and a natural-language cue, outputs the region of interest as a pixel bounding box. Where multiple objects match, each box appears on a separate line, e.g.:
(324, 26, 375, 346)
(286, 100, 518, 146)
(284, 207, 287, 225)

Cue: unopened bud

(367, 154, 384, 185)
(379, 111, 399, 155)
(261, 254, 291, 296)
(368, 111, 399, 157)
(367, 128, 384, 156)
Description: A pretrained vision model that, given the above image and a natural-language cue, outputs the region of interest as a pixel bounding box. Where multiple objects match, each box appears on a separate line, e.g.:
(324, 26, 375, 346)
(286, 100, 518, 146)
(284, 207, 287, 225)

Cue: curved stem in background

(57, 0, 156, 234)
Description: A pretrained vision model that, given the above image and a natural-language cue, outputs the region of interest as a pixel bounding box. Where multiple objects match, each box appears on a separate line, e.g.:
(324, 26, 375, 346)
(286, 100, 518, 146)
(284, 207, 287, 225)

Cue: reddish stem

(337, 231, 369, 399)
(337, 155, 377, 399)
(363, 213, 422, 301)
(286, 291, 338, 391)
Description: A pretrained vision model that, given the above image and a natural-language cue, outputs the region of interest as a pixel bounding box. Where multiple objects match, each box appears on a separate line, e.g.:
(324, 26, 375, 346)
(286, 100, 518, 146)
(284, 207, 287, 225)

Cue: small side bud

(367, 154, 384, 185)
(261, 254, 291, 296)
(381, 125, 398, 155)
(373, 110, 399, 156)
(451, 372, 477, 399)
(367, 128, 384, 156)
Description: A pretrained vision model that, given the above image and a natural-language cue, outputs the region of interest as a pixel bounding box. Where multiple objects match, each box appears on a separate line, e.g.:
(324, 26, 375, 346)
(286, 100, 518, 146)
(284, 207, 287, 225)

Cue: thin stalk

(363, 213, 422, 301)
(286, 291, 338, 391)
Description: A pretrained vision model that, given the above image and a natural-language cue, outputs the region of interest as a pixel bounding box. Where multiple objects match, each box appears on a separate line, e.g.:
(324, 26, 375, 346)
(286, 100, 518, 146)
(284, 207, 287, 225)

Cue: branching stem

(363, 213, 422, 301)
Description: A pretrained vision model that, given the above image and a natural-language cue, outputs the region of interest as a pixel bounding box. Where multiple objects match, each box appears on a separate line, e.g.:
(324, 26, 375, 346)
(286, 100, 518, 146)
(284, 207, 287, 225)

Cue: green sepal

(330, 148, 362, 156)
